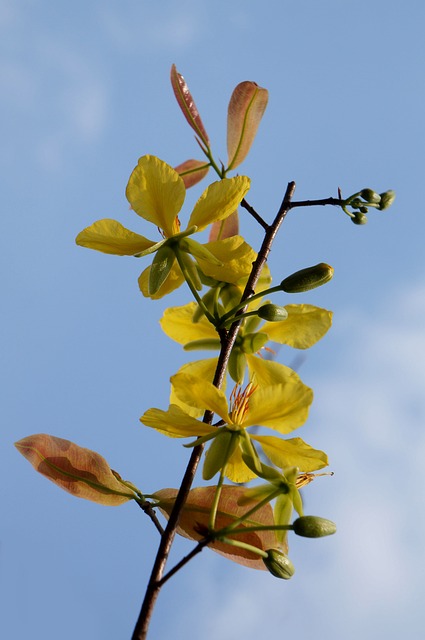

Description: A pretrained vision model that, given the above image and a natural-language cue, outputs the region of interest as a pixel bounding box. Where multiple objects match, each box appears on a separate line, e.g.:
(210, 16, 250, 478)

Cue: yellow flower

(76, 155, 250, 298)
(160, 300, 333, 382)
(140, 363, 327, 483)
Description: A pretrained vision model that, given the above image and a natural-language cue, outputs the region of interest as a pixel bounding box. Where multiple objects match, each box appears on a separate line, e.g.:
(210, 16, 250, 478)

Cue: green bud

(228, 349, 247, 383)
(351, 212, 367, 225)
(220, 284, 243, 310)
(378, 190, 396, 210)
(280, 263, 334, 294)
(360, 188, 381, 204)
(263, 549, 295, 579)
(257, 303, 288, 322)
(292, 516, 337, 538)
(241, 332, 268, 354)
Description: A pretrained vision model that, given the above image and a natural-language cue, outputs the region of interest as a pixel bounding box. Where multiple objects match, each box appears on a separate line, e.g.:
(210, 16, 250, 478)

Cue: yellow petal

(160, 302, 217, 344)
(246, 356, 300, 387)
(171, 373, 230, 422)
(76, 219, 155, 255)
(251, 435, 328, 471)
(225, 446, 258, 483)
(170, 359, 221, 417)
(138, 262, 185, 299)
(126, 155, 185, 237)
(188, 176, 250, 231)
(263, 304, 333, 349)
(140, 405, 214, 438)
(245, 378, 313, 433)
(197, 236, 257, 284)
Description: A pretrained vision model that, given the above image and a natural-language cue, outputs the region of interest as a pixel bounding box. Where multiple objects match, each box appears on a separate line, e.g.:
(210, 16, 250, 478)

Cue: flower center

(229, 381, 257, 426)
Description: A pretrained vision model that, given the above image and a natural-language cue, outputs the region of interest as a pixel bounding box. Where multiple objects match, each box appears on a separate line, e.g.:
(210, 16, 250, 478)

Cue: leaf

(15, 434, 138, 505)
(227, 81, 268, 170)
(208, 210, 239, 241)
(154, 485, 282, 569)
(170, 64, 210, 148)
(175, 159, 210, 189)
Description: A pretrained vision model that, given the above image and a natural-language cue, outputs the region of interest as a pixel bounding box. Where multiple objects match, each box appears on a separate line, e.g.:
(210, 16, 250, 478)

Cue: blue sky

(2, 1, 425, 638)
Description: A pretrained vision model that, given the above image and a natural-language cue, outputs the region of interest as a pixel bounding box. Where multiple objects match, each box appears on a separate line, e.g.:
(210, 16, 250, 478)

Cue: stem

(174, 247, 216, 325)
(216, 488, 281, 537)
(131, 182, 296, 640)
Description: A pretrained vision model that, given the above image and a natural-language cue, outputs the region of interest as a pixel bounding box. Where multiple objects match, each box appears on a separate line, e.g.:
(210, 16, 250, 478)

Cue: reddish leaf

(175, 159, 210, 189)
(208, 210, 239, 241)
(170, 64, 210, 148)
(154, 485, 283, 569)
(227, 81, 268, 170)
(15, 434, 138, 506)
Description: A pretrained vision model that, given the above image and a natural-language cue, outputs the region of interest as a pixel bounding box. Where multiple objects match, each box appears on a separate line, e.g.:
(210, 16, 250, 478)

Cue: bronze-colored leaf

(170, 64, 210, 148)
(15, 434, 139, 506)
(227, 81, 268, 170)
(154, 485, 282, 569)
(208, 210, 239, 241)
(174, 159, 210, 189)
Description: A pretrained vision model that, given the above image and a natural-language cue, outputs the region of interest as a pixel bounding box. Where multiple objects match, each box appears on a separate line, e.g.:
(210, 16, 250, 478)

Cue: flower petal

(170, 359, 221, 417)
(251, 435, 328, 471)
(262, 304, 333, 349)
(76, 219, 155, 255)
(246, 356, 300, 387)
(245, 379, 313, 433)
(138, 262, 185, 299)
(188, 176, 250, 231)
(140, 405, 213, 438)
(197, 236, 257, 284)
(171, 373, 231, 422)
(126, 155, 185, 237)
(160, 302, 217, 345)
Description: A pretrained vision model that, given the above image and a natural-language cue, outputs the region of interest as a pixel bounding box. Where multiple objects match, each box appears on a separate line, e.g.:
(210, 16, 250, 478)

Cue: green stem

(217, 536, 268, 559)
(219, 285, 282, 327)
(216, 487, 282, 537)
(174, 247, 216, 325)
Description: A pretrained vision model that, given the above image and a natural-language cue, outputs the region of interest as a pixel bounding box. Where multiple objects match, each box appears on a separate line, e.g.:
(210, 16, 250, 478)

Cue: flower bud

(292, 516, 337, 538)
(241, 332, 268, 354)
(257, 303, 288, 322)
(228, 349, 247, 383)
(351, 212, 367, 225)
(360, 188, 381, 204)
(280, 263, 334, 293)
(378, 190, 396, 210)
(263, 549, 295, 579)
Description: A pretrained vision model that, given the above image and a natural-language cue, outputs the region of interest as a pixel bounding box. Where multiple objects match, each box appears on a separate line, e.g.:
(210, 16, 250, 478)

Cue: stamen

(229, 381, 258, 425)
(296, 471, 334, 489)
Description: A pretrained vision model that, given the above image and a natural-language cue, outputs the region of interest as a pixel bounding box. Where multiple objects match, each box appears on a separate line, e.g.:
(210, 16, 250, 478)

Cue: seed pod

(292, 515, 337, 538)
(280, 263, 334, 294)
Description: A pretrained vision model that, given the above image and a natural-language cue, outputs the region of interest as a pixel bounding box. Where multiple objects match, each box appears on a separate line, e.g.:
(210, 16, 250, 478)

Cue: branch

(131, 182, 296, 640)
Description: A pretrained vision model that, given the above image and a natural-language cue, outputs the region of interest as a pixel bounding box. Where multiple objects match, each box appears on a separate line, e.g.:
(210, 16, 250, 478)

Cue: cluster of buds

(341, 188, 396, 225)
